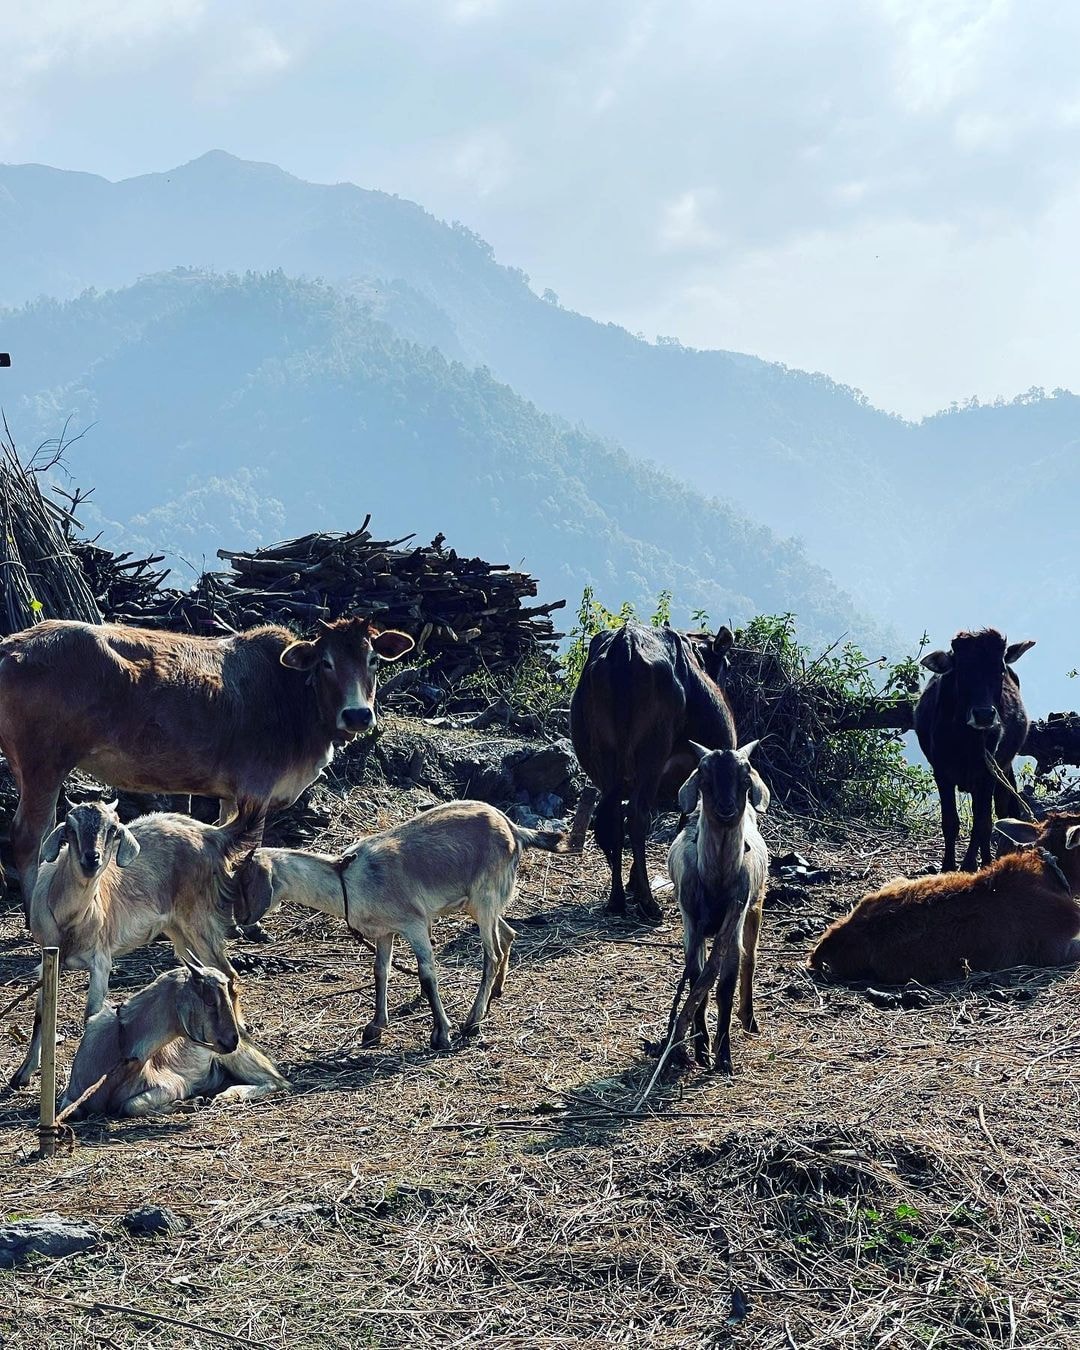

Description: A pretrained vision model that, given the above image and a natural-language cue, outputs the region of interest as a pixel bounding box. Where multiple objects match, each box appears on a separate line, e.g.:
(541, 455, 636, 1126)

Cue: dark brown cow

(914, 628, 1034, 872)
(807, 812, 1080, 985)
(0, 616, 413, 904)
(570, 622, 736, 922)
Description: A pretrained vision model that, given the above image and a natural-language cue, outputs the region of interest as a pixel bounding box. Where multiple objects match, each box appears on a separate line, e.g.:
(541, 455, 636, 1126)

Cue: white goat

(663, 741, 770, 1073)
(11, 802, 255, 1089)
(59, 958, 287, 1119)
(235, 800, 568, 1050)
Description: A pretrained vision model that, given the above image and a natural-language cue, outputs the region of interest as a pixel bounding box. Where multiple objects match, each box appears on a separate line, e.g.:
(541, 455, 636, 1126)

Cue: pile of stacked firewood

(70, 516, 565, 693)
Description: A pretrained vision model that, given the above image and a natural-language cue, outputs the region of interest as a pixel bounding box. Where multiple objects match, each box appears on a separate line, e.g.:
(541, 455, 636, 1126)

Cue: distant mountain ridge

(0, 270, 865, 648)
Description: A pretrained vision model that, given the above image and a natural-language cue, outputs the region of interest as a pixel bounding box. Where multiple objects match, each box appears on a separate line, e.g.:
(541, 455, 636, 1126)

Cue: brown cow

(570, 622, 736, 922)
(807, 812, 1080, 985)
(0, 616, 413, 904)
(914, 627, 1035, 872)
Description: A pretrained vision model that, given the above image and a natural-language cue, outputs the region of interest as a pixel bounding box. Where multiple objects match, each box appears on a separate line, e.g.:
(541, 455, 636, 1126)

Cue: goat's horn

(103, 798, 119, 813)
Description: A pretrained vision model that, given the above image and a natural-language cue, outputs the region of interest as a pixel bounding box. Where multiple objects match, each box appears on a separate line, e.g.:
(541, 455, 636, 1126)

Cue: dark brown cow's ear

(994, 818, 1040, 847)
(280, 640, 320, 671)
(713, 626, 734, 652)
(372, 629, 415, 661)
(921, 650, 953, 674)
(1005, 639, 1036, 664)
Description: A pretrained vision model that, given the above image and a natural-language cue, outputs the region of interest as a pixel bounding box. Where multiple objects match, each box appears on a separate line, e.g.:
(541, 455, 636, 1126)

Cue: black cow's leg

(595, 790, 626, 915)
(627, 782, 662, 924)
(993, 765, 1021, 855)
(934, 774, 960, 872)
(963, 779, 993, 871)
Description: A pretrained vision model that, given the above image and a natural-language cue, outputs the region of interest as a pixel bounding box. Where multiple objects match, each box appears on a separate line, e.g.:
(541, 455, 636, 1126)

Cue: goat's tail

(221, 1037, 290, 1092)
(511, 824, 571, 854)
(214, 805, 268, 918)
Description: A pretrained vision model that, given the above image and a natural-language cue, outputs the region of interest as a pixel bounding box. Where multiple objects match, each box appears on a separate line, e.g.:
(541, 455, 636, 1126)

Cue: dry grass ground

(1, 758, 1079, 1349)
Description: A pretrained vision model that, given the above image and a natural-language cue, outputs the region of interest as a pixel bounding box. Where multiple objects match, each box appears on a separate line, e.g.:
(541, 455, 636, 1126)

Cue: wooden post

(38, 946, 60, 1159)
(568, 786, 599, 853)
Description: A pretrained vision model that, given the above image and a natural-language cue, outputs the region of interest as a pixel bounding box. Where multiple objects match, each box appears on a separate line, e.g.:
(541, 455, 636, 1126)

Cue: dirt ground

(1, 743, 1079, 1349)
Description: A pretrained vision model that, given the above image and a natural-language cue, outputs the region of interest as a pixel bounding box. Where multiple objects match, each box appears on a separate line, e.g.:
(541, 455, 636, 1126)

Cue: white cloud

(197, 25, 292, 102)
(658, 190, 723, 252)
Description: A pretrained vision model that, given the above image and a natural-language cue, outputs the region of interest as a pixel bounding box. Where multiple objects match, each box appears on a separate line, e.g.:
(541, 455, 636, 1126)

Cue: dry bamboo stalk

(38, 946, 60, 1159)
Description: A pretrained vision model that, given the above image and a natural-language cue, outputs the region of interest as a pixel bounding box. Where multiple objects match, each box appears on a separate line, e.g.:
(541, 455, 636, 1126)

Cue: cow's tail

(214, 805, 268, 919)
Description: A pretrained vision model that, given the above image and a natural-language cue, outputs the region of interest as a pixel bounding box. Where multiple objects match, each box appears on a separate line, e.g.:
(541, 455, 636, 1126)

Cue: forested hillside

(1, 271, 862, 645)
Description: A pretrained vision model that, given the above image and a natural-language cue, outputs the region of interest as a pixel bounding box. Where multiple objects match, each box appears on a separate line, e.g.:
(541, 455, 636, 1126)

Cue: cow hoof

(242, 923, 273, 944)
(604, 898, 627, 917)
(361, 1022, 384, 1048)
(460, 1020, 481, 1039)
(713, 1058, 734, 1076)
(637, 901, 664, 926)
(430, 1028, 452, 1052)
(742, 1015, 760, 1035)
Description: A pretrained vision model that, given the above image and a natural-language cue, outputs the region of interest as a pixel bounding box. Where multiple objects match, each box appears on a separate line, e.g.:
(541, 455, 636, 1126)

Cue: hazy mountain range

(1, 151, 1077, 710)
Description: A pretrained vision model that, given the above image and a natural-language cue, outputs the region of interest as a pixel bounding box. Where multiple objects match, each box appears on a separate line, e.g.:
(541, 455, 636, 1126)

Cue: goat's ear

(372, 629, 414, 661)
(240, 859, 277, 924)
(40, 824, 67, 864)
(1065, 825, 1080, 851)
(993, 818, 1040, 847)
(713, 626, 734, 653)
(677, 770, 701, 816)
(1005, 639, 1036, 664)
(748, 768, 770, 813)
(921, 650, 953, 674)
(280, 639, 321, 671)
(116, 825, 140, 868)
(688, 741, 709, 763)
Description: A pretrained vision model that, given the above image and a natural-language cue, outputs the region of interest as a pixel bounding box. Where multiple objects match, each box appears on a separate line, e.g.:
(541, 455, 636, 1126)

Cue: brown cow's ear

(677, 770, 701, 816)
(994, 818, 1040, 847)
(40, 824, 67, 864)
(921, 650, 953, 674)
(372, 629, 415, 661)
(1005, 639, 1036, 664)
(713, 626, 734, 652)
(1065, 826, 1080, 850)
(280, 640, 321, 671)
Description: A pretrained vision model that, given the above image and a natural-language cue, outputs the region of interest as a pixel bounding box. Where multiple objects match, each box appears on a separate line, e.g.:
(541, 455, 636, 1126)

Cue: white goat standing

(59, 958, 287, 1119)
(663, 741, 770, 1073)
(11, 802, 255, 1089)
(235, 800, 568, 1050)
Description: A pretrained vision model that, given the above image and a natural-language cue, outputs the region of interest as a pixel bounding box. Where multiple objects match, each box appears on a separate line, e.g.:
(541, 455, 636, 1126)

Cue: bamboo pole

(38, 946, 60, 1159)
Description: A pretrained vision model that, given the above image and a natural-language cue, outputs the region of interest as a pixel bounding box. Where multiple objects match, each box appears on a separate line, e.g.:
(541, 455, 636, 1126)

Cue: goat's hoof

(227, 924, 245, 940)
(431, 1029, 452, 1052)
(361, 1023, 384, 1048)
(7, 1070, 32, 1092)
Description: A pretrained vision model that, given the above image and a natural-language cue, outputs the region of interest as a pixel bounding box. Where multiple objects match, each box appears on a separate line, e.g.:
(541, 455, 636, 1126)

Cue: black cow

(914, 628, 1035, 872)
(570, 622, 736, 921)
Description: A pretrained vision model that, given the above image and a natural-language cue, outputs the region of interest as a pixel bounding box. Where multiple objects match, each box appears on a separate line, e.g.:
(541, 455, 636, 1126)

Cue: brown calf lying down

(235, 801, 569, 1050)
(60, 960, 287, 1119)
(808, 813, 1080, 985)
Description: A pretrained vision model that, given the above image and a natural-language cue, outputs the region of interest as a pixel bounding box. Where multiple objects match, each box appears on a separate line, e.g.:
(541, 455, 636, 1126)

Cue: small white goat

(235, 800, 568, 1050)
(59, 958, 287, 1119)
(11, 802, 255, 1089)
(663, 741, 770, 1073)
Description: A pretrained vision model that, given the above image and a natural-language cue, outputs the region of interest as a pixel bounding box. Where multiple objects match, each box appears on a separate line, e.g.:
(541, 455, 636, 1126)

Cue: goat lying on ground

(59, 959, 287, 1119)
(235, 801, 568, 1050)
(11, 802, 257, 1088)
(807, 812, 1080, 984)
(662, 741, 770, 1073)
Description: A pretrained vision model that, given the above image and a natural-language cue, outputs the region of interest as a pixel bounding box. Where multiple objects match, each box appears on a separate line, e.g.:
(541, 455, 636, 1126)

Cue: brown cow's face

(179, 960, 241, 1054)
(280, 618, 414, 739)
(40, 800, 140, 881)
(921, 629, 1036, 733)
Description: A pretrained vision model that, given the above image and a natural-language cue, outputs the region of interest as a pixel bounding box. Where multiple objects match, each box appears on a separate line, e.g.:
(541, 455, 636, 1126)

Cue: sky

(2, 0, 1079, 418)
